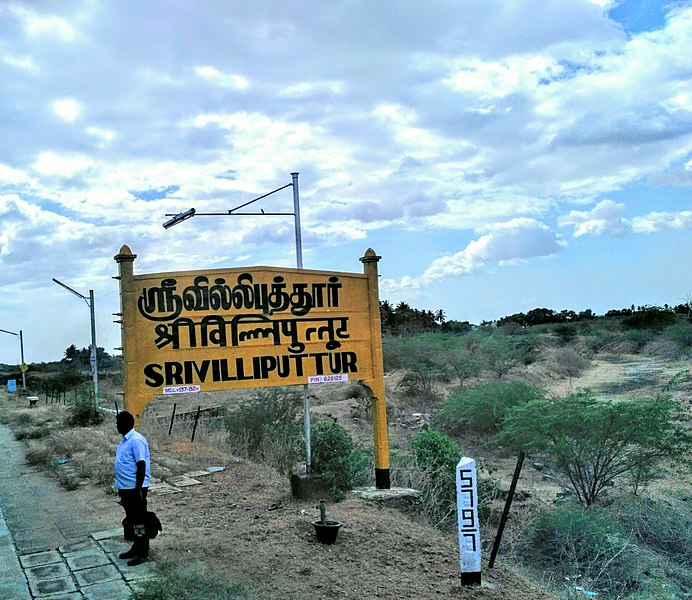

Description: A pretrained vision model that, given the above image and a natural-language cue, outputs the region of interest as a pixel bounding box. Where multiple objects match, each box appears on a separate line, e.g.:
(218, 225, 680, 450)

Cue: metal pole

(168, 403, 177, 436)
(191, 405, 201, 442)
(292, 172, 311, 472)
(489, 450, 525, 568)
(89, 290, 99, 408)
(19, 330, 26, 391)
(291, 172, 303, 269)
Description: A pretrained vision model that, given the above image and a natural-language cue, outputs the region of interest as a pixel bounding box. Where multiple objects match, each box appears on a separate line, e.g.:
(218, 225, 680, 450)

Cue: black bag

(145, 511, 162, 539)
(122, 517, 134, 541)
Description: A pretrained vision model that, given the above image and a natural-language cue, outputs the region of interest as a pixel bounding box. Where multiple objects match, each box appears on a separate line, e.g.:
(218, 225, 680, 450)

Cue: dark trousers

(119, 488, 149, 557)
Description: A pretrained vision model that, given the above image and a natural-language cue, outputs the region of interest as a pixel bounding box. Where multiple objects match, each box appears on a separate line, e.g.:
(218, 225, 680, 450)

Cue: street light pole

(0, 328, 26, 391)
(52, 278, 99, 407)
(164, 172, 314, 471)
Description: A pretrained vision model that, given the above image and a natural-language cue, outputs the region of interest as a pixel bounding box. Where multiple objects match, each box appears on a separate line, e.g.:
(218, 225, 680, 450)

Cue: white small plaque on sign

(308, 374, 349, 384)
(456, 456, 481, 585)
(163, 385, 201, 395)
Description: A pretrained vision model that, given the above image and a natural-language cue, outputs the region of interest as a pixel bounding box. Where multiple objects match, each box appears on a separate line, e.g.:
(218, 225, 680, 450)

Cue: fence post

(190, 405, 201, 442)
(489, 450, 525, 569)
(168, 403, 177, 436)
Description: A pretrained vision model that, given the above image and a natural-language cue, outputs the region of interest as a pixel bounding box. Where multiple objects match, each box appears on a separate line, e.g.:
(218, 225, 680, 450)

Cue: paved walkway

(0, 424, 155, 599)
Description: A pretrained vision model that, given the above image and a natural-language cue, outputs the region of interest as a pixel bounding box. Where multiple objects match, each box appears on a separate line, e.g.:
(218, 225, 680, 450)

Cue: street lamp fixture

(162, 207, 196, 229)
(0, 327, 26, 391)
(163, 172, 303, 268)
(163, 172, 313, 467)
(52, 278, 99, 407)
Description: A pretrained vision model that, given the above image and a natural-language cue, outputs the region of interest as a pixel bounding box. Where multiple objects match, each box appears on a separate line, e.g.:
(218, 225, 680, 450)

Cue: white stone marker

(456, 457, 481, 585)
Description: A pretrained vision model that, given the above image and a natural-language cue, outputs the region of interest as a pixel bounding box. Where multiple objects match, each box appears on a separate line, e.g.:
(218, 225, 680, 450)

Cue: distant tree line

(62, 344, 120, 370)
(380, 299, 691, 335)
(379, 300, 473, 335)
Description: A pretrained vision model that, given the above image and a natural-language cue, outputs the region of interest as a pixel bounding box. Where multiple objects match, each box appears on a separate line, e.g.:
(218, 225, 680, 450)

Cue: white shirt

(114, 429, 151, 490)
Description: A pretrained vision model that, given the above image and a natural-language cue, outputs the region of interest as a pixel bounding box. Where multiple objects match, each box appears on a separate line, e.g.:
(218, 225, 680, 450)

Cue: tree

(63, 344, 78, 362)
(497, 392, 691, 506)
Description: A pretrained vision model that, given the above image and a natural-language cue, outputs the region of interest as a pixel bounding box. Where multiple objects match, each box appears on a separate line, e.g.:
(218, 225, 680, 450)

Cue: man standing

(114, 411, 151, 566)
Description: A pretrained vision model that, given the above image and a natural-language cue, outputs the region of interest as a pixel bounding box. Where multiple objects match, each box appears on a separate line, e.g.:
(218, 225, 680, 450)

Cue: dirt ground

(3, 349, 690, 599)
(78, 441, 557, 600)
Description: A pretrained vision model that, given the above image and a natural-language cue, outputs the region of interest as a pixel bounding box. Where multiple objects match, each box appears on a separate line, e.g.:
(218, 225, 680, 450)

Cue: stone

(59, 538, 99, 555)
(73, 564, 121, 587)
(183, 470, 212, 478)
(80, 578, 133, 600)
(148, 483, 181, 495)
(91, 528, 122, 541)
(25, 561, 71, 583)
(167, 475, 201, 487)
(28, 576, 76, 596)
(65, 549, 111, 571)
(19, 549, 62, 568)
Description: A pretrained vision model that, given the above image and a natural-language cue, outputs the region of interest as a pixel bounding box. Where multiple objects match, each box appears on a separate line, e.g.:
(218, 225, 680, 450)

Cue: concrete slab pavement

(0, 424, 155, 598)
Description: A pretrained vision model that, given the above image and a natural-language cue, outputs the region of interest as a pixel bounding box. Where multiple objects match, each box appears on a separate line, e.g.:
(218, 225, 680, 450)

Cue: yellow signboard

(115, 246, 390, 487)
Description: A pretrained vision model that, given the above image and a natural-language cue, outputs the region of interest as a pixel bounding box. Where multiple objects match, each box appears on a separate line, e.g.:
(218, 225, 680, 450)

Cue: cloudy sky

(1, 0, 690, 364)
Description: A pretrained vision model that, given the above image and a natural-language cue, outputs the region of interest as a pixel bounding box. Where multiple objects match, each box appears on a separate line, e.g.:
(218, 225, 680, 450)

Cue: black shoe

(119, 549, 137, 559)
(127, 556, 149, 567)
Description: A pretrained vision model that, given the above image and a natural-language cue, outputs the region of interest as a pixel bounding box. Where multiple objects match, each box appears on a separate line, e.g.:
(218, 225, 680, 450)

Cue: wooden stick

(489, 450, 525, 568)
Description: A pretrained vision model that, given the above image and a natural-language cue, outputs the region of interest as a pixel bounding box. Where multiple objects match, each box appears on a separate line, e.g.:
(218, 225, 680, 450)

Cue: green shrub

(311, 419, 368, 501)
(664, 322, 692, 349)
(623, 308, 677, 330)
(553, 324, 577, 344)
(498, 392, 692, 505)
(519, 499, 692, 598)
(404, 429, 461, 528)
(625, 328, 656, 352)
(518, 505, 642, 597)
(410, 428, 460, 474)
(224, 388, 303, 475)
(65, 387, 103, 427)
(435, 381, 543, 435)
(615, 496, 692, 569)
(133, 559, 251, 600)
(25, 443, 53, 467)
(14, 425, 52, 440)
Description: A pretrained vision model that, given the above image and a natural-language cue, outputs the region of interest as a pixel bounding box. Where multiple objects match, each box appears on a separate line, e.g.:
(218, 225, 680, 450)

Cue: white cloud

(559, 201, 692, 236)
(381, 218, 564, 292)
(194, 65, 250, 90)
(631, 211, 692, 233)
(32, 152, 93, 177)
(559, 200, 631, 236)
(2, 54, 39, 73)
(280, 81, 345, 98)
(53, 98, 81, 122)
(15, 6, 78, 42)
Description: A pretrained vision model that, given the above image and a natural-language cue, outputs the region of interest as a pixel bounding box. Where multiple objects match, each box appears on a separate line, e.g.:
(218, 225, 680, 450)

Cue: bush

(25, 443, 53, 468)
(518, 498, 692, 598)
(406, 429, 461, 528)
(664, 322, 692, 349)
(615, 496, 692, 569)
(311, 419, 369, 501)
(133, 559, 251, 600)
(551, 347, 590, 379)
(498, 392, 692, 505)
(65, 387, 103, 427)
(518, 505, 641, 597)
(410, 428, 460, 474)
(224, 388, 303, 475)
(395, 430, 501, 529)
(435, 381, 543, 435)
(623, 308, 677, 330)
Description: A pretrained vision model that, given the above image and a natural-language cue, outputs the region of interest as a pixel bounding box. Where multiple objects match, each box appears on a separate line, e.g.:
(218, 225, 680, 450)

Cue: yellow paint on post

(114, 245, 391, 487)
